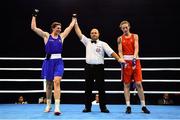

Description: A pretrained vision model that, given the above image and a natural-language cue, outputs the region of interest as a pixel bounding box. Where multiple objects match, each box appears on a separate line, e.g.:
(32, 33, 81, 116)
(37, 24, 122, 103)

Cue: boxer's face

(90, 29, 99, 40)
(53, 25, 61, 34)
(121, 23, 130, 35)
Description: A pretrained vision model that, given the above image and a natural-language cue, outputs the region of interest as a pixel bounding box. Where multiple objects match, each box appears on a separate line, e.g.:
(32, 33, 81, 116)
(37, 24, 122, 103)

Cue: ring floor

(0, 104, 180, 120)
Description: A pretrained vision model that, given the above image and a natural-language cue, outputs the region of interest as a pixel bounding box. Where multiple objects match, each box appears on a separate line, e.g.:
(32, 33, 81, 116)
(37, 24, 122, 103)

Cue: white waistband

(50, 54, 62, 59)
(123, 55, 134, 60)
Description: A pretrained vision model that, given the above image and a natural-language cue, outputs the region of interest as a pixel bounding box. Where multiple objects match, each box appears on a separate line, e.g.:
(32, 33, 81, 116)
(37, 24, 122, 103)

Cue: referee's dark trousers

(84, 63, 107, 110)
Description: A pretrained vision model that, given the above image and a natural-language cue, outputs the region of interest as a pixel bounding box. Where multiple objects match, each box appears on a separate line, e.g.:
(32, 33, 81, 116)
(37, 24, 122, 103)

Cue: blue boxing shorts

(41, 58, 64, 80)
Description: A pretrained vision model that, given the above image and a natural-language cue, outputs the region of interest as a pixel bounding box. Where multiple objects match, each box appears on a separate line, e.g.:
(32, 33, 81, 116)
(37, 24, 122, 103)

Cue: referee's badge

(96, 48, 101, 53)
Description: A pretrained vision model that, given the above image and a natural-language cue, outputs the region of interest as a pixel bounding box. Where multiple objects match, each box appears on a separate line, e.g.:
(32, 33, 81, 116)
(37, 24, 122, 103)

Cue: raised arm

(31, 9, 49, 43)
(74, 20, 83, 40)
(60, 15, 76, 40)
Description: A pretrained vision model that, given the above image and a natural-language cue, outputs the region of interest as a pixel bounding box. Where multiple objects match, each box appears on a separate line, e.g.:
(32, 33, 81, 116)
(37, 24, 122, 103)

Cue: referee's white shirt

(81, 35, 114, 64)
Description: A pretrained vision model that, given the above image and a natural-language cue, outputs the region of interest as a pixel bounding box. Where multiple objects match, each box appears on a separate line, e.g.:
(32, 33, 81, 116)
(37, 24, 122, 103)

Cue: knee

(46, 81, 53, 88)
(124, 83, 130, 89)
(136, 83, 142, 89)
(54, 80, 60, 86)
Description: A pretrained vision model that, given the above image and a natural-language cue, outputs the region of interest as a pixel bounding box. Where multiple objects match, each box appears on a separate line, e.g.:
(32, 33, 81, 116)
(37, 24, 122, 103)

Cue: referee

(74, 20, 125, 113)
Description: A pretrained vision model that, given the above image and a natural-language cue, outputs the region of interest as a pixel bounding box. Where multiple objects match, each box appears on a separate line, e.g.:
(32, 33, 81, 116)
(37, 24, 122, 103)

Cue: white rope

(139, 57, 180, 60)
(0, 90, 179, 94)
(106, 68, 180, 71)
(0, 90, 44, 93)
(0, 68, 180, 71)
(0, 68, 41, 70)
(0, 79, 44, 82)
(0, 57, 45, 60)
(0, 79, 180, 82)
(0, 57, 179, 94)
(0, 57, 180, 60)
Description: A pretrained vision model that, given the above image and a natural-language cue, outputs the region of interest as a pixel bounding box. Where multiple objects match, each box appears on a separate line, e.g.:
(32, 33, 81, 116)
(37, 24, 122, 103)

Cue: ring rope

(0, 68, 180, 71)
(0, 90, 179, 94)
(0, 79, 180, 82)
(0, 57, 180, 60)
(0, 57, 179, 94)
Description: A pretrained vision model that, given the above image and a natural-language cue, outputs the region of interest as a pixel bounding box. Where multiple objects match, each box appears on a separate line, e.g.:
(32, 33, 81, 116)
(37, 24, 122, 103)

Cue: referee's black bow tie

(91, 40, 97, 44)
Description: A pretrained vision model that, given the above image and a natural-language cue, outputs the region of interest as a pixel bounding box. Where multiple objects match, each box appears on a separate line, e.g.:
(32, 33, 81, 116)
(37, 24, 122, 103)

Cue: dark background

(0, 0, 180, 104)
(1, 0, 180, 57)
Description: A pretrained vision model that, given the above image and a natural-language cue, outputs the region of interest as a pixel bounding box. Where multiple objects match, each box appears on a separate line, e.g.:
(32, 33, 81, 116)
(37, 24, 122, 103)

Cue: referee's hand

(118, 58, 125, 63)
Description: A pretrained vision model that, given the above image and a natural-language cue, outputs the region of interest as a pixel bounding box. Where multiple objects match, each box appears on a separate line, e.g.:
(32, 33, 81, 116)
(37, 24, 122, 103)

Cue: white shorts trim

(123, 55, 134, 60)
(50, 54, 62, 59)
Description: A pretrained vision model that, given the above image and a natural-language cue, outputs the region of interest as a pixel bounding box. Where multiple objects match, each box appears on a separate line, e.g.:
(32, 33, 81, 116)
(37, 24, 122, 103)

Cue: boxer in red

(117, 20, 150, 114)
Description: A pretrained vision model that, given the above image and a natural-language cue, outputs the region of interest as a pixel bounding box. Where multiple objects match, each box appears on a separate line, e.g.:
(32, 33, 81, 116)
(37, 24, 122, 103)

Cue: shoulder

(44, 32, 49, 37)
(58, 34, 63, 40)
(80, 34, 91, 46)
(81, 34, 90, 40)
(117, 35, 122, 39)
(132, 33, 138, 39)
(59, 33, 65, 40)
(98, 40, 108, 48)
(100, 40, 108, 45)
(82, 34, 88, 39)
(44, 32, 50, 39)
(117, 36, 122, 43)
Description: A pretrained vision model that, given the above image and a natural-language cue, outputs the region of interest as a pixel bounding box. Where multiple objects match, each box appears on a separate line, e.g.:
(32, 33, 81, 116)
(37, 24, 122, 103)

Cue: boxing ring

(0, 57, 180, 119)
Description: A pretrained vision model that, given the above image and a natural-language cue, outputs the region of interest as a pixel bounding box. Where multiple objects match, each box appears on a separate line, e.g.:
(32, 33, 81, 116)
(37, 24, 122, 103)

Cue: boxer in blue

(31, 9, 76, 115)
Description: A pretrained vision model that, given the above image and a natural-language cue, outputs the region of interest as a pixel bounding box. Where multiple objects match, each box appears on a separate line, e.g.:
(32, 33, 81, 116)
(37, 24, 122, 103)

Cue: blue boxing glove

(121, 61, 126, 66)
(120, 61, 127, 68)
(132, 57, 136, 69)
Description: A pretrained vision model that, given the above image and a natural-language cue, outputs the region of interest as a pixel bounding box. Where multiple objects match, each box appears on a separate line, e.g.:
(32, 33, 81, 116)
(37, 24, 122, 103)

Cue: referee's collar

(91, 39, 100, 42)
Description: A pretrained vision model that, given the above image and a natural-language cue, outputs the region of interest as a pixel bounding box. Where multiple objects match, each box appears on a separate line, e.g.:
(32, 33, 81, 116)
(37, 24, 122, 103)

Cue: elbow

(78, 34, 83, 40)
(31, 25, 36, 31)
(31, 25, 34, 30)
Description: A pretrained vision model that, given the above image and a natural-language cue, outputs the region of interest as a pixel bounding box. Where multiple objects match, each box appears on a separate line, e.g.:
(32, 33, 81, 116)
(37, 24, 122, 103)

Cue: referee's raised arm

(74, 20, 83, 40)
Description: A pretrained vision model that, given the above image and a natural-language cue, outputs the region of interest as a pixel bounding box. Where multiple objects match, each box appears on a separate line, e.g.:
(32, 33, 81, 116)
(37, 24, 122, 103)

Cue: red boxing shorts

(121, 56, 142, 84)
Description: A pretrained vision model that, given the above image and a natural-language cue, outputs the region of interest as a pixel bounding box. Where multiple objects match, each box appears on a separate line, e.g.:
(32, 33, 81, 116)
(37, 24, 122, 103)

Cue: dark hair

(50, 22, 61, 32)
